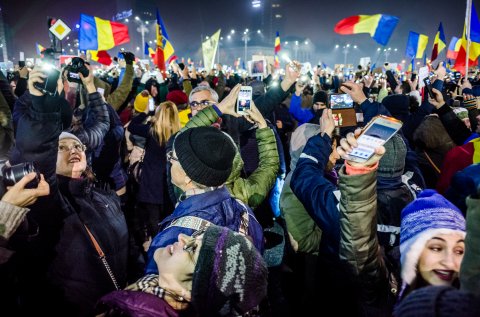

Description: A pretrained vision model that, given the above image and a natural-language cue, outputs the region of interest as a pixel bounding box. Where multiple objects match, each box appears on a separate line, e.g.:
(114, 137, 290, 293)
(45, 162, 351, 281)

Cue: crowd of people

(0, 47, 480, 317)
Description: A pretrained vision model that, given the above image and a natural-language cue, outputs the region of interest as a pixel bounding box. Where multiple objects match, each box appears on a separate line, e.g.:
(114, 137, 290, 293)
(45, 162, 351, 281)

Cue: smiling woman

(96, 225, 268, 317)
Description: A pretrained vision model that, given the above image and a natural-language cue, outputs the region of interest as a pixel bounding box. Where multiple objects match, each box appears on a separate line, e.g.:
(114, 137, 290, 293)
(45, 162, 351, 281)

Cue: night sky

(2, 0, 480, 66)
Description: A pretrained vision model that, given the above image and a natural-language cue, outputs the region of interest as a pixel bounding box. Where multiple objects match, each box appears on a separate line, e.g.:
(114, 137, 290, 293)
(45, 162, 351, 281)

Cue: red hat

(166, 90, 188, 106)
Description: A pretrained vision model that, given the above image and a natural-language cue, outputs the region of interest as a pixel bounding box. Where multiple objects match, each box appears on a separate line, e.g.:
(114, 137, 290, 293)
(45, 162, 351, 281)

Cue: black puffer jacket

(11, 94, 128, 317)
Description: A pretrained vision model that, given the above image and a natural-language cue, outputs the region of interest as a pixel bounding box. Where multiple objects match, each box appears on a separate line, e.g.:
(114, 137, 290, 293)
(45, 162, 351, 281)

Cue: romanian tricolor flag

(144, 42, 156, 59)
(36, 43, 46, 55)
(155, 8, 175, 72)
(454, 3, 480, 75)
(446, 37, 462, 59)
(88, 50, 112, 66)
(334, 14, 399, 45)
(405, 31, 429, 59)
(274, 31, 281, 68)
(430, 23, 446, 62)
(78, 14, 130, 51)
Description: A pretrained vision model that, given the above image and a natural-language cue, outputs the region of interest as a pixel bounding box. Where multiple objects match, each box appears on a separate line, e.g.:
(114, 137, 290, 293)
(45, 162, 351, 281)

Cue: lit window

(275, 14, 282, 18)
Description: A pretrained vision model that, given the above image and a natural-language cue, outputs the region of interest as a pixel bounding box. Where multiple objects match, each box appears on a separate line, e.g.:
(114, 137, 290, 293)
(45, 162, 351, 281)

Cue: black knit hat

(394, 286, 480, 317)
(173, 127, 236, 187)
(313, 91, 328, 104)
(191, 225, 268, 316)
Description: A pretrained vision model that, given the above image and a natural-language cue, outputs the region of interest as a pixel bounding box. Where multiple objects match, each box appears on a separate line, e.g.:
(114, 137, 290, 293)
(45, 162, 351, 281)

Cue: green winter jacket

(280, 173, 322, 254)
(461, 196, 480, 295)
(338, 166, 395, 314)
(93, 64, 134, 110)
(183, 106, 279, 208)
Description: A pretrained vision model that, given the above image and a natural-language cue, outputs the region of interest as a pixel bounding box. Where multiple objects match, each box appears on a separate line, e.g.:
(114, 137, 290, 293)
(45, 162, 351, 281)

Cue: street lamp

(134, 16, 150, 59)
(242, 29, 250, 63)
(343, 44, 350, 66)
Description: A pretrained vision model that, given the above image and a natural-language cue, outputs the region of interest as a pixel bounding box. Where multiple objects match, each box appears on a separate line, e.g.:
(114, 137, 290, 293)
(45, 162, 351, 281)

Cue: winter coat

(10, 94, 128, 317)
(96, 290, 181, 317)
(173, 106, 279, 209)
(290, 133, 340, 257)
(127, 113, 168, 205)
(145, 186, 264, 274)
(93, 63, 134, 111)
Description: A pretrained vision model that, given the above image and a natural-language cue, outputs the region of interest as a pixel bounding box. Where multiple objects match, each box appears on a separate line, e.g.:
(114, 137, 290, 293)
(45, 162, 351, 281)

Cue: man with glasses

(145, 126, 264, 275)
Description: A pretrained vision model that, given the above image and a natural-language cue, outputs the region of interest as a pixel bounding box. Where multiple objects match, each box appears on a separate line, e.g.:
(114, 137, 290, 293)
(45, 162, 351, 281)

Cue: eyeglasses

(189, 100, 215, 108)
(166, 151, 179, 163)
(58, 143, 86, 153)
(183, 228, 207, 254)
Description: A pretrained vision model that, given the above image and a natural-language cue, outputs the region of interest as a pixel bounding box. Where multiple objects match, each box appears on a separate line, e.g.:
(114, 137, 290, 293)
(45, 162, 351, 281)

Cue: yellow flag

(202, 29, 221, 70)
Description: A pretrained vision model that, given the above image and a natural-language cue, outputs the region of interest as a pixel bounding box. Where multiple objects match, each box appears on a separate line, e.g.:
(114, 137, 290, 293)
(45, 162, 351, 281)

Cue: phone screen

(34, 65, 60, 96)
(237, 87, 252, 114)
(329, 93, 354, 109)
(347, 116, 402, 162)
(148, 98, 155, 111)
(423, 77, 434, 99)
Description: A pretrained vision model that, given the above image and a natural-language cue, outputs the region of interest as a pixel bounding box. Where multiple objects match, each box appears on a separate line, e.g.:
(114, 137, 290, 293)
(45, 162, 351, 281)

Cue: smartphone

(423, 77, 435, 99)
(148, 97, 155, 112)
(411, 73, 417, 81)
(33, 63, 60, 96)
(178, 62, 185, 71)
(236, 86, 253, 115)
(329, 93, 354, 109)
(346, 115, 403, 163)
(454, 71, 461, 80)
(18, 61, 25, 68)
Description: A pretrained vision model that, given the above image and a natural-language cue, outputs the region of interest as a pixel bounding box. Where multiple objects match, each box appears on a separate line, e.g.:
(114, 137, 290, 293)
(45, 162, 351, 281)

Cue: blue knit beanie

(399, 189, 465, 287)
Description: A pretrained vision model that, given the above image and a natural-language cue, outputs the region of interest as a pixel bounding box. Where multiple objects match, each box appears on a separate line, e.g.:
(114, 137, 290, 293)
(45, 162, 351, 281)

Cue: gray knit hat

(191, 225, 268, 316)
(59, 131, 83, 145)
(173, 127, 236, 187)
(378, 134, 407, 178)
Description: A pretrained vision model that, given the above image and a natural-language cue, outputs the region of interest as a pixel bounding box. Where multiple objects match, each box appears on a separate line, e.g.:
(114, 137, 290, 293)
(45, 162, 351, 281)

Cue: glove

(122, 52, 135, 65)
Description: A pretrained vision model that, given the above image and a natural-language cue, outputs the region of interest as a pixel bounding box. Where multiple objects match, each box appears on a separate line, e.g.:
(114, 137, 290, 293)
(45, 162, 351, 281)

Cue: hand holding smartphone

(148, 97, 155, 112)
(236, 86, 253, 115)
(33, 63, 60, 96)
(346, 115, 402, 163)
(423, 77, 435, 99)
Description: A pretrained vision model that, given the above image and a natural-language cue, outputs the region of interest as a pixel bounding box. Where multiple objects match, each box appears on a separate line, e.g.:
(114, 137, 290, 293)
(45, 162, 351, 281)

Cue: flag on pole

(334, 14, 399, 45)
(446, 37, 462, 59)
(144, 42, 156, 59)
(454, 3, 480, 75)
(78, 14, 130, 51)
(431, 22, 447, 61)
(88, 50, 112, 66)
(405, 31, 429, 59)
(36, 43, 46, 55)
(202, 29, 221, 71)
(407, 57, 415, 73)
(274, 31, 281, 68)
(155, 8, 176, 71)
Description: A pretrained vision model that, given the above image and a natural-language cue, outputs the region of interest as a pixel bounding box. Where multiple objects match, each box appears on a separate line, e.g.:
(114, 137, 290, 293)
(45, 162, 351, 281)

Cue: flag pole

(465, 0, 472, 74)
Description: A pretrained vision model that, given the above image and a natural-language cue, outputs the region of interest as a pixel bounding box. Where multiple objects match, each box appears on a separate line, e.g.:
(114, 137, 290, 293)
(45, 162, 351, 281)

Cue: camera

(65, 57, 90, 83)
(6, 71, 19, 82)
(1, 162, 40, 189)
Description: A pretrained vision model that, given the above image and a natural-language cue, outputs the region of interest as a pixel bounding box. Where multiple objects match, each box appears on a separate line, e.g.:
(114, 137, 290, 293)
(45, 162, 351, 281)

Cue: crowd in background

(0, 48, 480, 317)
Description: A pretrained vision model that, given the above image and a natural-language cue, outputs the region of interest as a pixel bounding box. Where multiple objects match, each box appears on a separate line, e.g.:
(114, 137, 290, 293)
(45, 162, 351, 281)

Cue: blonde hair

(151, 101, 181, 146)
